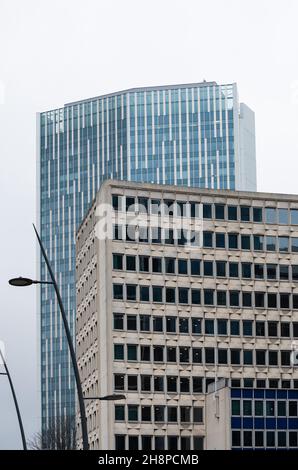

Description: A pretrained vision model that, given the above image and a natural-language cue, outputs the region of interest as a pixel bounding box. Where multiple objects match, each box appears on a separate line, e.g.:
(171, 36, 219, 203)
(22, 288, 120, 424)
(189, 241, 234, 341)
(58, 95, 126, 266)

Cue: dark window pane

(228, 205, 238, 221)
(241, 206, 250, 221)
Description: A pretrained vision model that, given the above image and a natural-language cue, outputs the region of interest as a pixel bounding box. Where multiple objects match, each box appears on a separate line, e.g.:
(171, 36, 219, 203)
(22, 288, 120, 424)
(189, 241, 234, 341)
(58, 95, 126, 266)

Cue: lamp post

(9, 224, 89, 450)
(0, 348, 27, 450)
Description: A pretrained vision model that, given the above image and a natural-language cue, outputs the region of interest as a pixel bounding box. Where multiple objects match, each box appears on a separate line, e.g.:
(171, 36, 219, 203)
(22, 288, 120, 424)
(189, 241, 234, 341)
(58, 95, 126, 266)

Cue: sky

(0, 0, 298, 449)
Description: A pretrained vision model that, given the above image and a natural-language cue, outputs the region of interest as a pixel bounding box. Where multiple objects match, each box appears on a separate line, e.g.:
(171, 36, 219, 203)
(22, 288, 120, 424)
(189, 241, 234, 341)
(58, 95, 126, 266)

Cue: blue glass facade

(38, 82, 256, 428)
(231, 388, 298, 449)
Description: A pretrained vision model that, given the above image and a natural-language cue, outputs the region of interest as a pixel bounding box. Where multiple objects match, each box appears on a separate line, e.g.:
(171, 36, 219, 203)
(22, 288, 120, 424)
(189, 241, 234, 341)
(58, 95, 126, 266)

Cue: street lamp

(0, 348, 27, 450)
(8, 224, 89, 450)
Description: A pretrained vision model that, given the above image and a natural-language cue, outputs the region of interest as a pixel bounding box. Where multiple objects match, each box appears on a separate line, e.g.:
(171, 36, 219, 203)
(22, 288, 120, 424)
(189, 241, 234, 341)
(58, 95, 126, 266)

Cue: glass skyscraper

(37, 81, 256, 429)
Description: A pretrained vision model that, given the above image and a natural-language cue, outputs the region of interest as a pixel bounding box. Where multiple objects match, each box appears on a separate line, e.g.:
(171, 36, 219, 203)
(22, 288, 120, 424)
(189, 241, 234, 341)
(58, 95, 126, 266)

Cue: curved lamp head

(9, 277, 34, 287)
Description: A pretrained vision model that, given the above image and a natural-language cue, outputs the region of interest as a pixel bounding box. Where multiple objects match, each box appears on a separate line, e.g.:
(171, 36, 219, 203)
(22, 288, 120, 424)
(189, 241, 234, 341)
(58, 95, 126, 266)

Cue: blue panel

(288, 391, 298, 399)
(277, 418, 287, 429)
(265, 390, 276, 399)
(242, 389, 253, 398)
(277, 390, 287, 399)
(254, 418, 265, 429)
(242, 418, 254, 429)
(254, 390, 265, 399)
(288, 418, 298, 429)
(231, 417, 242, 428)
(265, 418, 276, 429)
(231, 389, 241, 398)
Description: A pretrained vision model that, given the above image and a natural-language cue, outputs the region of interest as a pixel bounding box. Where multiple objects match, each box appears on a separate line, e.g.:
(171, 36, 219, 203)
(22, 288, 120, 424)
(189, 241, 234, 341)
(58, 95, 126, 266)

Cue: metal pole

(0, 349, 27, 450)
(33, 224, 89, 450)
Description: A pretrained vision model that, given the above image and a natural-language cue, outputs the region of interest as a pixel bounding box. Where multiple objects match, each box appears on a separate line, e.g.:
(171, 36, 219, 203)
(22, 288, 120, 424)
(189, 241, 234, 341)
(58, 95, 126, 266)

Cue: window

(178, 259, 188, 275)
(191, 289, 201, 305)
(255, 401, 263, 416)
(181, 437, 191, 450)
(127, 344, 137, 361)
(242, 292, 252, 307)
(243, 320, 253, 336)
(291, 208, 298, 224)
(203, 231, 213, 247)
(138, 197, 148, 213)
(215, 204, 225, 220)
(292, 237, 298, 252)
(254, 235, 264, 251)
(153, 346, 164, 362)
(253, 207, 263, 222)
(281, 322, 290, 337)
(279, 236, 289, 252)
(141, 375, 151, 392)
(243, 350, 253, 365)
(269, 351, 278, 366)
(205, 319, 214, 335)
(126, 255, 136, 271)
(190, 259, 200, 275)
(177, 378, 189, 395)
(142, 435, 152, 450)
(193, 377, 203, 393)
(168, 407, 177, 422)
(194, 437, 204, 450)
(294, 322, 298, 337)
(153, 316, 163, 332)
(113, 313, 124, 330)
(151, 199, 160, 214)
(114, 344, 124, 360)
(114, 374, 124, 390)
(126, 284, 137, 301)
(242, 263, 251, 278)
(243, 400, 252, 416)
(268, 321, 278, 337)
(203, 204, 212, 219)
(155, 436, 164, 450)
(216, 261, 226, 277)
(112, 194, 121, 210)
(127, 315, 137, 331)
(232, 431, 241, 447)
(240, 206, 250, 221)
(255, 292, 265, 308)
(217, 319, 227, 335)
(113, 253, 123, 270)
(278, 208, 288, 225)
(154, 376, 164, 392)
(166, 316, 176, 333)
(278, 432, 287, 447)
(218, 349, 228, 364)
(113, 284, 123, 300)
(115, 435, 125, 450)
(267, 264, 277, 280)
(204, 261, 213, 276)
(192, 348, 202, 363)
(178, 287, 188, 304)
(205, 348, 215, 364)
(289, 432, 298, 447)
(166, 287, 176, 303)
(152, 286, 163, 302)
(126, 224, 136, 242)
(292, 265, 298, 281)
(266, 401, 275, 417)
(280, 294, 290, 309)
(241, 235, 251, 250)
(280, 265, 289, 280)
(140, 286, 149, 302)
(231, 349, 241, 365)
(266, 207, 276, 224)
(140, 315, 150, 331)
(113, 224, 122, 241)
(128, 405, 138, 421)
(141, 345, 150, 361)
(243, 431, 252, 447)
(179, 318, 189, 333)
(230, 291, 239, 307)
(154, 406, 165, 422)
(230, 320, 240, 335)
(192, 318, 201, 334)
(139, 255, 149, 272)
(256, 350, 266, 365)
(180, 406, 191, 423)
(228, 205, 238, 220)
(165, 257, 175, 274)
(268, 293, 277, 308)
(229, 262, 239, 278)
(256, 321, 265, 336)
(115, 405, 125, 421)
(232, 400, 240, 416)
(216, 232, 225, 248)
(128, 436, 138, 450)
(167, 376, 177, 393)
(228, 233, 238, 249)
(289, 401, 298, 417)
(152, 257, 162, 273)
(126, 196, 135, 212)
(167, 347, 176, 362)
(128, 375, 138, 391)
(255, 264, 264, 279)
(204, 289, 214, 305)
(217, 290, 227, 306)
(168, 436, 178, 450)
(266, 236, 276, 251)
(141, 406, 151, 422)
(179, 347, 189, 363)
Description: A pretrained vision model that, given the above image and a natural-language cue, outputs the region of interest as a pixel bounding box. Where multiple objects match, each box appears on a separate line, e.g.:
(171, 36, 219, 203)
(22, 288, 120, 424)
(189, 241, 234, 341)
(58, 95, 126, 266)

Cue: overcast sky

(1, 0, 298, 449)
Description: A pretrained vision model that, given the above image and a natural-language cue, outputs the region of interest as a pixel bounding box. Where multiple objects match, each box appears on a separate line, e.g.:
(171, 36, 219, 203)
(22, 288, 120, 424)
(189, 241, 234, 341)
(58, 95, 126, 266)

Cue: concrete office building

(38, 81, 256, 428)
(76, 180, 298, 450)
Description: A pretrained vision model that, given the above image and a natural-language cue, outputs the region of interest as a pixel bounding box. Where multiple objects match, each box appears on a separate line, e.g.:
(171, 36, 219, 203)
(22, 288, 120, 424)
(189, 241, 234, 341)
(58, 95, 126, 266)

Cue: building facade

(38, 82, 256, 429)
(206, 380, 298, 450)
(76, 180, 298, 450)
